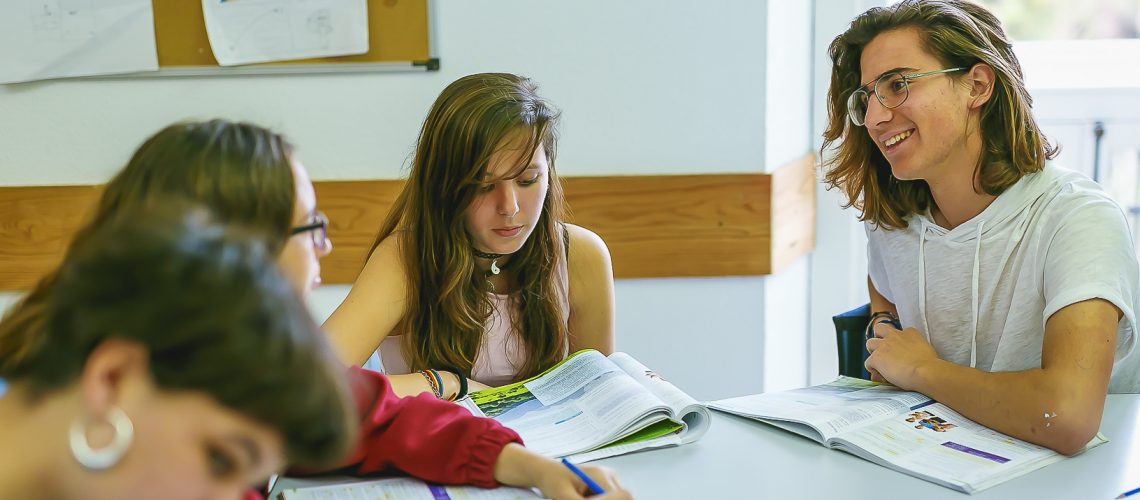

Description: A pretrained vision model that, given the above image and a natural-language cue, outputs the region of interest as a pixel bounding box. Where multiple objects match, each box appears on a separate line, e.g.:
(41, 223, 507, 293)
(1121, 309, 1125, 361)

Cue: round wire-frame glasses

(847, 67, 966, 126)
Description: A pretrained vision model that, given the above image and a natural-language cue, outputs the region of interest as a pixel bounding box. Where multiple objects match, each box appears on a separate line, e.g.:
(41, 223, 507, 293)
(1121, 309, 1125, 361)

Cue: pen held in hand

(561, 458, 605, 496)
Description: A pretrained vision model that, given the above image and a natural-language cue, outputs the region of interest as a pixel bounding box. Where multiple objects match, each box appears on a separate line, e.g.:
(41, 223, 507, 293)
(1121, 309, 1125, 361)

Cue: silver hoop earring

(69, 406, 134, 471)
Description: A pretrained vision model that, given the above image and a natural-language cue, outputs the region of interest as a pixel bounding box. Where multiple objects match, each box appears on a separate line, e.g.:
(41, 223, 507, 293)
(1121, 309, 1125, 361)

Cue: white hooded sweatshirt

(867, 163, 1139, 393)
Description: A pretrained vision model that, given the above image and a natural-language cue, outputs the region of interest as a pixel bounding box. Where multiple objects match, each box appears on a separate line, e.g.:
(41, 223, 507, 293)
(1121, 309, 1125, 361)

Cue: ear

(78, 338, 151, 417)
(965, 63, 996, 110)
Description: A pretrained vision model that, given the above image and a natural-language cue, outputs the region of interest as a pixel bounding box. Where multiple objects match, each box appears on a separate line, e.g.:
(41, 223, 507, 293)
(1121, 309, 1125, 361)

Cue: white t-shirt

(867, 163, 1140, 393)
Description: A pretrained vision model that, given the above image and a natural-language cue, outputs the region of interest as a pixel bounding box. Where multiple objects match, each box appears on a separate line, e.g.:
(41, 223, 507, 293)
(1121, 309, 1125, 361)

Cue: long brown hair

(821, 0, 1058, 229)
(0, 120, 354, 467)
(370, 73, 567, 380)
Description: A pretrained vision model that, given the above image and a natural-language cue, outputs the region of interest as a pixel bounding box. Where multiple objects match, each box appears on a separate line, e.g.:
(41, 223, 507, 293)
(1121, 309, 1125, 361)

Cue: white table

(271, 395, 1140, 499)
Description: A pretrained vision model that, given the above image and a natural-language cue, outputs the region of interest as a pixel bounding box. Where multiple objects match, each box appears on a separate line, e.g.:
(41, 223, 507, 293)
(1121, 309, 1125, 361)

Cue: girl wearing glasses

(324, 73, 616, 394)
(0, 203, 355, 500)
(1, 120, 629, 499)
(822, 0, 1138, 455)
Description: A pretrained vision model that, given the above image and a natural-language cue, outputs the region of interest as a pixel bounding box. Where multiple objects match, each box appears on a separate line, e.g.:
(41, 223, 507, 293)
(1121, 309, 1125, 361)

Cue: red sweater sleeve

(336, 367, 522, 488)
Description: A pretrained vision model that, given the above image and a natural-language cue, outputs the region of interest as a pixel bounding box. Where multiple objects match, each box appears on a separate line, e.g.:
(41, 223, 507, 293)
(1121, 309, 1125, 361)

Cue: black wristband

(440, 367, 468, 400)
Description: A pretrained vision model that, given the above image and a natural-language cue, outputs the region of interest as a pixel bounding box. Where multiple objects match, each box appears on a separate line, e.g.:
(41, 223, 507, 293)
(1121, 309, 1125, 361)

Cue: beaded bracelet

(419, 369, 443, 399)
(418, 369, 436, 397)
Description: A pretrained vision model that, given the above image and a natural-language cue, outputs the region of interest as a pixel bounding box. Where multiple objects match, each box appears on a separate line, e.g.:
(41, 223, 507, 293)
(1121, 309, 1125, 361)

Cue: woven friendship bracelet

(420, 369, 443, 399)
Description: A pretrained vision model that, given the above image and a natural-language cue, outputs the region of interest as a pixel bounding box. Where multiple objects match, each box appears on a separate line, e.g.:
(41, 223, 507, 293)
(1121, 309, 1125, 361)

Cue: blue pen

(1118, 485, 1140, 499)
(561, 458, 605, 496)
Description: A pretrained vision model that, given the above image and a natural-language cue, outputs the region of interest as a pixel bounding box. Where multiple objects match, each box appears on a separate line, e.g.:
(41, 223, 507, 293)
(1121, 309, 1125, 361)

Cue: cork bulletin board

(150, 0, 436, 75)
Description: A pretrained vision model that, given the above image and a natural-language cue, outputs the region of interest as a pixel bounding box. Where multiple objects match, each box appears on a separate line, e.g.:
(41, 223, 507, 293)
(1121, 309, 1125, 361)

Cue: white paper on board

(201, 0, 369, 66)
(0, 0, 159, 84)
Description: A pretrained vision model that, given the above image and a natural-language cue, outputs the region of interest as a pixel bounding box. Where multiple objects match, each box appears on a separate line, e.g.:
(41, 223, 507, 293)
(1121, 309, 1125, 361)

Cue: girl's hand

(493, 444, 632, 499)
(532, 462, 629, 499)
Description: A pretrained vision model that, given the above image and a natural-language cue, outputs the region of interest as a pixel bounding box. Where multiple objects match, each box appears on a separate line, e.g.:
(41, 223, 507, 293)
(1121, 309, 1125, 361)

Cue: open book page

(708, 377, 932, 442)
(462, 350, 672, 458)
(280, 478, 539, 500)
(608, 352, 710, 443)
(563, 353, 710, 463)
(833, 402, 1108, 493)
(708, 377, 1109, 494)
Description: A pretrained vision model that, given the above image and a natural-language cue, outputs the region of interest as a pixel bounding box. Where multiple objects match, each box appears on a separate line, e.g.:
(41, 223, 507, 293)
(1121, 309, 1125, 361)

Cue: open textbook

(280, 477, 539, 500)
(707, 377, 1106, 494)
(458, 349, 710, 462)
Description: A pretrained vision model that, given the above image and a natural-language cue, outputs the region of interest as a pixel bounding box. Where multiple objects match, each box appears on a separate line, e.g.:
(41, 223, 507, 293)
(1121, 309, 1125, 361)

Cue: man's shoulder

(1013, 163, 1120, 219)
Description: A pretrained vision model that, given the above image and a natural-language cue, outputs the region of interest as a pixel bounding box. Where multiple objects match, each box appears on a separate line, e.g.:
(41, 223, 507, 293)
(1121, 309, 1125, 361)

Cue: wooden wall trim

(565, 173, 773, 278)
(0, 185, 103, 291)
(769, 152, 818, 275)
(0, 153, 815, 290)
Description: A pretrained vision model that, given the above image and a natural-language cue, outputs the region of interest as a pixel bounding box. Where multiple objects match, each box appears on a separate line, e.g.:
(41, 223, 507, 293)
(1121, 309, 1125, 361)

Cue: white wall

(807, 0, 882, 385)
(0, 1, 821, 401)
(761, 0, 814, 392)
(0, 1, 771, 185)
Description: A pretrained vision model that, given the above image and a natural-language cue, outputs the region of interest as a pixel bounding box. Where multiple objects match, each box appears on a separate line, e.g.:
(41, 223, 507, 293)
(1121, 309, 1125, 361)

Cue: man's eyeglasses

(289, 212, 330, 252)
(846, 67, 966, 126)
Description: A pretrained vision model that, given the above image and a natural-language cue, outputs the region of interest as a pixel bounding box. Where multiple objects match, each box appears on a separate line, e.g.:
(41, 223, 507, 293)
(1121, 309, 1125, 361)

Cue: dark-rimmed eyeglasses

(289, 212, 330, 252)
(847, 67, 966, 126)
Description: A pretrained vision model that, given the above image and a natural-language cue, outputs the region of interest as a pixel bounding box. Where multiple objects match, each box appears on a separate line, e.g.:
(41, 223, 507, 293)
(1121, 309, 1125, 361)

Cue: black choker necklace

(472, 248, 507, 260)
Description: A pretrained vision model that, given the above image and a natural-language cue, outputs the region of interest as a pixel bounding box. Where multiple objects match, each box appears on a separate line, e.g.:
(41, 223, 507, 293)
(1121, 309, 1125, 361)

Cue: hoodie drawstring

(969, 221, 984, 369)
(918, 219, 933, 343)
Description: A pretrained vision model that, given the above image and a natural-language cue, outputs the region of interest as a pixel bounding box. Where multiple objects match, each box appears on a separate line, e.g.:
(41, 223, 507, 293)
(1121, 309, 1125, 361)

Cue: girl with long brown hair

(823, 0, 1138, 455)
(325, 73, 616, 395)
